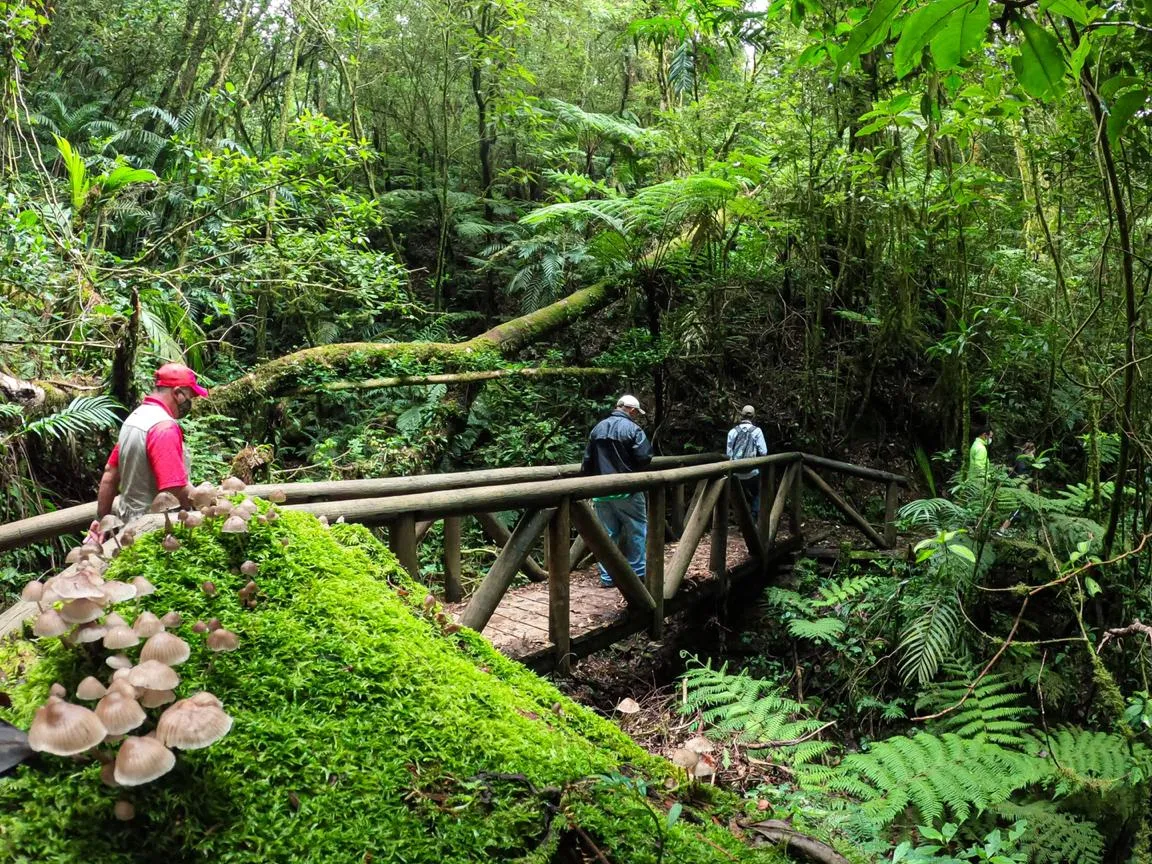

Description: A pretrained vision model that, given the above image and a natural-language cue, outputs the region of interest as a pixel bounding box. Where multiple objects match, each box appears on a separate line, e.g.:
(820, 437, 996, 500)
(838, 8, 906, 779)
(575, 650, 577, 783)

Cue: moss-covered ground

(0, 508, 784, 864)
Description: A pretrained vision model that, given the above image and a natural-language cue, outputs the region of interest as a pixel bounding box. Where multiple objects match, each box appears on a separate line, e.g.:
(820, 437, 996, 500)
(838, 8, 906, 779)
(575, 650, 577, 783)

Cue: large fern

(801, 732, 1038, 830)
(15, 396, 121, 443)
(993, 801, 1106, 864)
(917, 665, 1034, 748)
(680, 662, 832, 765)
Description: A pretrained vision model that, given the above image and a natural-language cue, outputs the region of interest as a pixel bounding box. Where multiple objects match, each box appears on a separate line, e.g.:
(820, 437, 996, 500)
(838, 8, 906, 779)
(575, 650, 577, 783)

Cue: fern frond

(917, 664, 1033, 748)
(20, 396, 120, 441)
(899, 595, 961, 685)
(788, 617, 845, 643)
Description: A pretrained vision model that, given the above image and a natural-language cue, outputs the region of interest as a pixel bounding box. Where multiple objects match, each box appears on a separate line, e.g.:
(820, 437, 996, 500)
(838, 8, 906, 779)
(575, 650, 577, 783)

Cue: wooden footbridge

(0, 452, 907, 674)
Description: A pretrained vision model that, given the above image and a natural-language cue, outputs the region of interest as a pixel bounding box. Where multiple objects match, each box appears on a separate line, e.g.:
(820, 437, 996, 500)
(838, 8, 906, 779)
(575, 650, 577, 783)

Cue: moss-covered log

(0, 508, 784, 864)
(206, 280, 615, 415)
(314, 365, 619, 393)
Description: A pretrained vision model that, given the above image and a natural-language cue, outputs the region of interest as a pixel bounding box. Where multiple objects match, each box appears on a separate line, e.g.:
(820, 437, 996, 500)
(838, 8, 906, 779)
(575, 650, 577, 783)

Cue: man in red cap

(89, 364, 209, 535)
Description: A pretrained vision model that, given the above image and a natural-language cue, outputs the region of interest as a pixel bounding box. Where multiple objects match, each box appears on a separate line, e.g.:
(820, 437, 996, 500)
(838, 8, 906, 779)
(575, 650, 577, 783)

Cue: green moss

(0, 510, 781, 864)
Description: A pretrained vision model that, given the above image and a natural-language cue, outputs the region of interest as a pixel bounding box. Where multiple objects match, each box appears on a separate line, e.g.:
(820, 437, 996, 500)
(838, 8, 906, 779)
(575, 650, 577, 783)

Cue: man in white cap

(727, 404, 768, 519)
(582, 395, 653, 587)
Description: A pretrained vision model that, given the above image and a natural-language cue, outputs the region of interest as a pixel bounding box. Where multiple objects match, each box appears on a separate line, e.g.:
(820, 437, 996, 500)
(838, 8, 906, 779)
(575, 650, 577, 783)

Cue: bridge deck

(447, 533, 754, 661)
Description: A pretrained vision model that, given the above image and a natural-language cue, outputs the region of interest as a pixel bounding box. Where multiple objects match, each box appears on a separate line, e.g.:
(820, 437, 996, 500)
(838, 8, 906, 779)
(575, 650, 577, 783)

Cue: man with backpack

(727, 405, 768, 519)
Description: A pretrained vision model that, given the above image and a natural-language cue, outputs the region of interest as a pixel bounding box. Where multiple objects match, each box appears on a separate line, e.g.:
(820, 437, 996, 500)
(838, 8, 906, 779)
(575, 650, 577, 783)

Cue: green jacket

(969, 436, 989, 484)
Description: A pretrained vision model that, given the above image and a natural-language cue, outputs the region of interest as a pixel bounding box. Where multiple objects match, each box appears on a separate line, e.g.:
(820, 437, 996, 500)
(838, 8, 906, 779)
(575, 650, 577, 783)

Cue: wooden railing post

(461, 508, 554, 632)
(758, 465, 775, 540)
(711, 476, 730, 595)
(389, 514, 419, 579)
(443, 516, 462, 602)
(766, 463, 797, 549)
(476, 511, 548, 582)
(547, 498, 571, 675)
(884, 481, 900, 548)
(789, 461, 804, 542)
(669, 482, 686, 538)
(646, 485, 666, 640)
(730, 476, 765, 563)
(664, 477, 727, 599)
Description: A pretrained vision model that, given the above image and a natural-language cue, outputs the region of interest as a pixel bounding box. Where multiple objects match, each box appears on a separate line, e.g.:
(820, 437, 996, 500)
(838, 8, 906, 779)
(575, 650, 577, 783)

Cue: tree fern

(813, 574, 880, 609)
(899, 594, 962, 685)
(15, 396, 120, 443)
(788, 617, 845, 643)
(917, 665, 1034, 748)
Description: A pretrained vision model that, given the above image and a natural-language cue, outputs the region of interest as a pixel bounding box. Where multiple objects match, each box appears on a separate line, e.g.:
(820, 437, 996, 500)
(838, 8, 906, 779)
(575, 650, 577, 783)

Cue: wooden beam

(884, 481, 900, 548)
(646, 485, 666, 640)
(567, 534, 588, 573)
(389, 514, 419, 579)
(710, 478, 730, 594)
(766, 462, 798, 548)
(664, 477, 728, 599)
(802, 466, 886, 549)
(415, 519, 435, 544)
(800, 453, 908, 485)
(0, 453, 727, 552)
(460, 508, 553, 632)
(442, 516, 462, 602)
(730, 476, 765, 562)
(475, 511, 548, 582)
(547, 499, 572, 675)
(789, 466, 804, 541)
(568, 500, 656, 612)
(686, 478, 708, 524)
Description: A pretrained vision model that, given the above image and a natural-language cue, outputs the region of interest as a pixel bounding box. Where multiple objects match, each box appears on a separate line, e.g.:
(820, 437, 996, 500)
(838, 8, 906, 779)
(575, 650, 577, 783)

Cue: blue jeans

(738, 476, 760, 521)
(593, 493, 647, 586)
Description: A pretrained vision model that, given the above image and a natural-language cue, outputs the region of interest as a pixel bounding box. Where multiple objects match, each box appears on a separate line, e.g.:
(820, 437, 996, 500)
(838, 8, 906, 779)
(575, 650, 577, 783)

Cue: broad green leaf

(930, 0, 990, 70)
(893, 0, 972, 78)
(946, 543, 976, 563)
(1069, 34, 1093, 78)
(1100, 75, 1143, 98)
(1011, 18, 1067, 100)
(1084, 575, 1101, 597)
(1107, 87, 1147, 147)
(1040, 0, 1088, 25)
(839, 0, 905, 71)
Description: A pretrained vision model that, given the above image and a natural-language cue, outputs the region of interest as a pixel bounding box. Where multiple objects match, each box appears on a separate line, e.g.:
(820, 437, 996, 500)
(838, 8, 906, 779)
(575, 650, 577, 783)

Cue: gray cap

(741, 405, 755, 417)
(617, 394, 646, 415)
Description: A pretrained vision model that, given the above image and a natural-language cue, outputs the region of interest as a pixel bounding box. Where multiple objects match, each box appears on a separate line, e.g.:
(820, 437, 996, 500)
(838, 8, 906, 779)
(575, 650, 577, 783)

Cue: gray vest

(114, 403, 188, 524)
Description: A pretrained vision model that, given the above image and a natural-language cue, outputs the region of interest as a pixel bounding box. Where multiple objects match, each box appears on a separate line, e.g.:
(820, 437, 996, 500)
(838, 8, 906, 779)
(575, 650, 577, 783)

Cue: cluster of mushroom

(18, 482, 259, 814)
(421, 593, 462, 636)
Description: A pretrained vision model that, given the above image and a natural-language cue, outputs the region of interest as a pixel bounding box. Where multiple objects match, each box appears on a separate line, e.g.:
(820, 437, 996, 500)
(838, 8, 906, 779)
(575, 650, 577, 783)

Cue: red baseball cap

(155, 363, 209, 397)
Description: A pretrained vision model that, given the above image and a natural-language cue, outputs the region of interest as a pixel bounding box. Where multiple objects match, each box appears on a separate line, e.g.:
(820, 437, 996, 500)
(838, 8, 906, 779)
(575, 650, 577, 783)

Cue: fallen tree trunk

(205, 280, 616, 412)
(313, 366, 619, 393)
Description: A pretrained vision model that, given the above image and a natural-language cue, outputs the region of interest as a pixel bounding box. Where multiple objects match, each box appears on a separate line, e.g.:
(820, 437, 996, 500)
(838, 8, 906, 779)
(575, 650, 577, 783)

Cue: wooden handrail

(0, 453, 723, 553)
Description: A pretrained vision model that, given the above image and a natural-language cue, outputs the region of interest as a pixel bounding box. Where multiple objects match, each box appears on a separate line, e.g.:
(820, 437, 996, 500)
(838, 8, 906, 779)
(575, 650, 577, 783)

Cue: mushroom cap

(95, 692, 147, 735)
(150, 491, 181, 513)
(206, 629, 239, 652)
(101, 581, 137, 604)
(268, 489, 287, 503)
(220, 515, 248, 534)
(191, 620, 209, 634)
(155, 693, 232, 750)
(108, 678, 138, 699)
(240, 561, 259, 577)
(201, 581, 217, 596)
(184, 511, 205, 528)
(160, 610, 183, 629)
(100, 761, 119, 787)
(103, 612, 128, 629)
(33, 609, 69, 638)
(76, 676, 108, 700)
(131, 576, 156, 597)
(49, 682, 67, 699)
(162, 535, 181, 552)
(103, 625, 140, 650)
(222, 476, 246, 492)
(213, 499, 234, 516)
(99, 514, 124, 533)
(114, 736, 175, 786)
(140, 632, 190, 666)
(20, 581, 44, 603)
(59, 598, 105, 624)
(27, 696, 107, 756)
(113, 800, 135, 821)
(139, 688, 176, 708)
(74, 622, 108, 644)
(106, 654, 133, 670)
(53, 572, 107, 601)
(65, 599, 109, 627)
(132, 611, 163, 637)
(64, 547, 84, 565)
(127, 660, 180, 691)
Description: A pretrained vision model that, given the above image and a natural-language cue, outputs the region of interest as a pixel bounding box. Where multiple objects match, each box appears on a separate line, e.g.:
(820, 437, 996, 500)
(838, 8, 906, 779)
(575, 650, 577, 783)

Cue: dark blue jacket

(582, 410, 653, 476)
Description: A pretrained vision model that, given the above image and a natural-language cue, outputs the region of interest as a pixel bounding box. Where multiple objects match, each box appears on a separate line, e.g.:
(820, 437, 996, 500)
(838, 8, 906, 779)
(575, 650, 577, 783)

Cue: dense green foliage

(0, 510, 781, 863)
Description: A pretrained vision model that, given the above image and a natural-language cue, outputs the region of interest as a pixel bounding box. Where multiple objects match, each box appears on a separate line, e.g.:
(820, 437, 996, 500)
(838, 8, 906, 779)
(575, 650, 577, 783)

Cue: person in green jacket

(968, 425, 993, 485)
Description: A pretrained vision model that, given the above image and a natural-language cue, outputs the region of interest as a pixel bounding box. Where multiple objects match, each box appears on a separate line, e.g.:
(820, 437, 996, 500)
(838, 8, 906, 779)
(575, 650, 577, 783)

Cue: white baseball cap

(741, 405, 755, 416)
(617, 394, 646, 415)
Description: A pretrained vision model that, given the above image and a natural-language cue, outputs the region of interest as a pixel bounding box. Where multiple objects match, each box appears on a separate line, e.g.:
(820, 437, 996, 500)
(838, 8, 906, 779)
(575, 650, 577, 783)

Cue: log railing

(0, 452, 907, 672)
